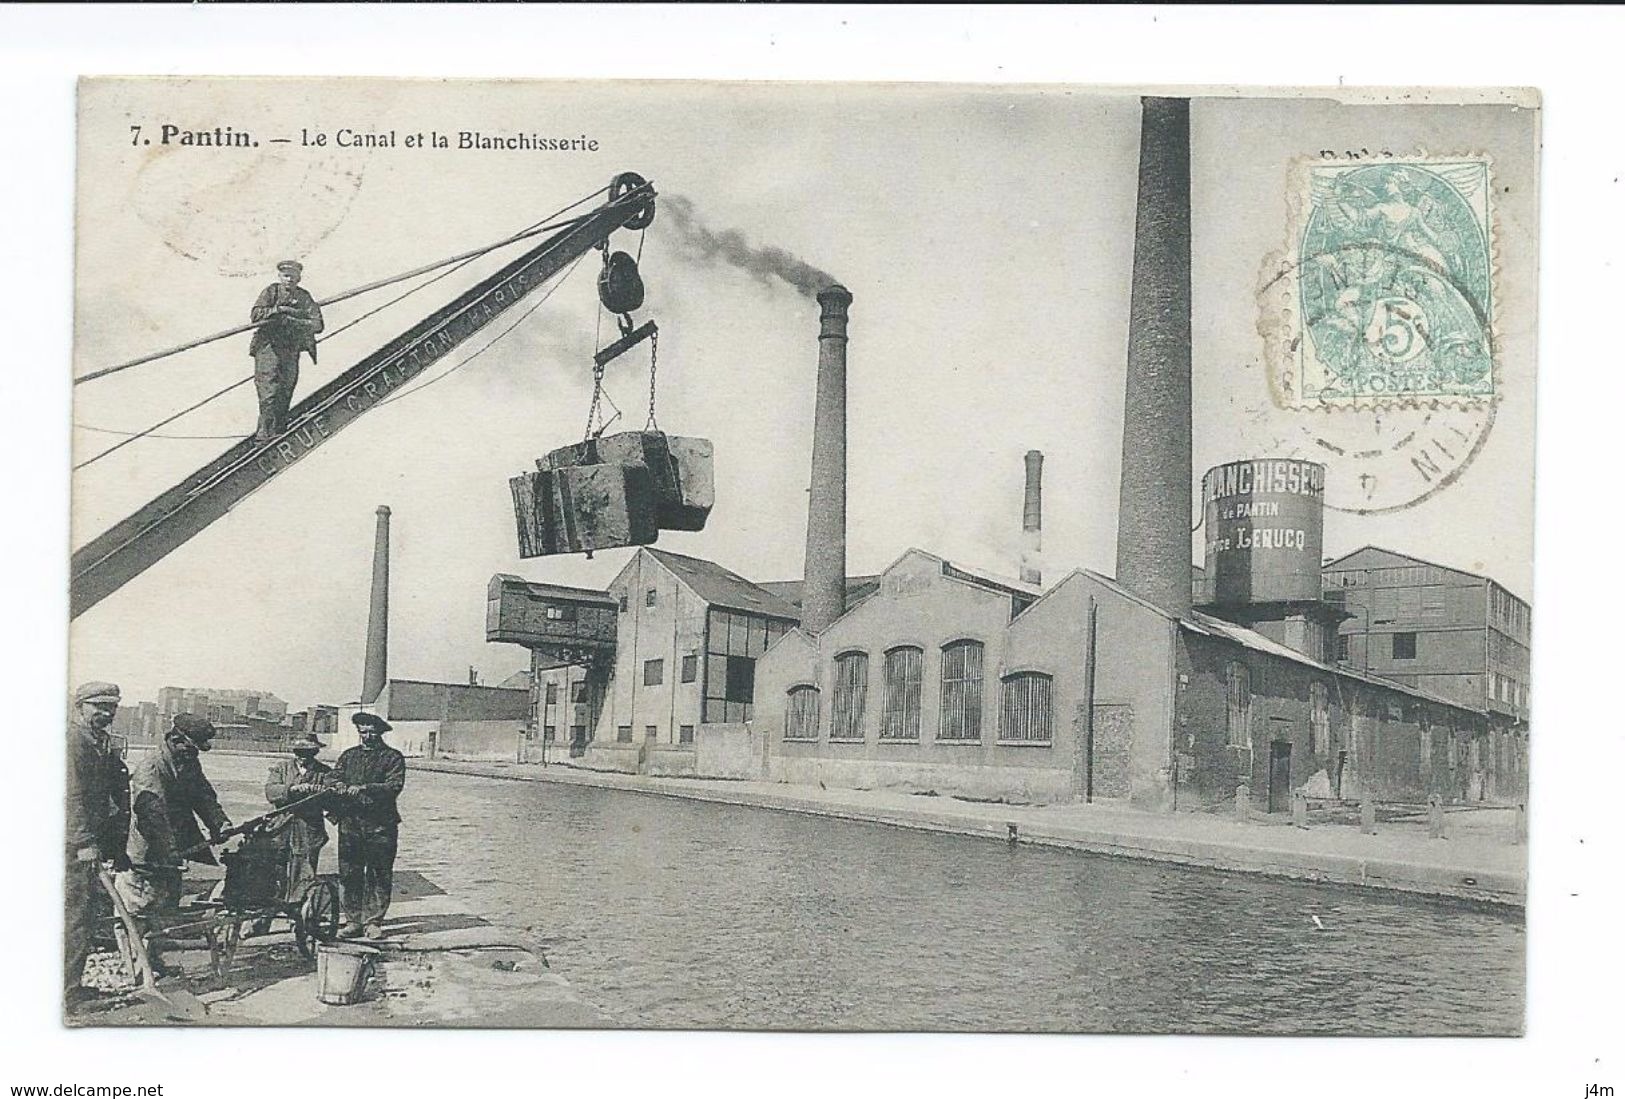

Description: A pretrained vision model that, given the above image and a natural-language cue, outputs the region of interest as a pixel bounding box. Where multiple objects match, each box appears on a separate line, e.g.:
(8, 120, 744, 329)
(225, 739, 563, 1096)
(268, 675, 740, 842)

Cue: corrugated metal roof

(1184, 610, 1486, 717)
(645, 548, 802, 620)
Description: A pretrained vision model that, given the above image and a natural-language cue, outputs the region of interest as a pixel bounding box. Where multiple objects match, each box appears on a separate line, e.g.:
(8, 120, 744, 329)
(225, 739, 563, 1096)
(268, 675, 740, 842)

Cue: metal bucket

(315, 942, 378, 1005)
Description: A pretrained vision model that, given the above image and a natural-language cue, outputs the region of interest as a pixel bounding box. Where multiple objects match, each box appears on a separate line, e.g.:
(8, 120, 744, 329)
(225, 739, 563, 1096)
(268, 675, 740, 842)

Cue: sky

(68, 80, 1538, 711)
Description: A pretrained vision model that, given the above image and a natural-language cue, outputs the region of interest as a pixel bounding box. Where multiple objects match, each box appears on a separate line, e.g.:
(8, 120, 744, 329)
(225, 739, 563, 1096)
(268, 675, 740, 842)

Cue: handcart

(100, 796, 342, 985)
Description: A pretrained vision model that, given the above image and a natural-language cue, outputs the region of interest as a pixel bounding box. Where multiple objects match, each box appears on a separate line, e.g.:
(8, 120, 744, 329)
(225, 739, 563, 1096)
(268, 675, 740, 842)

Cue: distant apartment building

(1321, 546, 1531, 732)
(157, 686, 290, 727)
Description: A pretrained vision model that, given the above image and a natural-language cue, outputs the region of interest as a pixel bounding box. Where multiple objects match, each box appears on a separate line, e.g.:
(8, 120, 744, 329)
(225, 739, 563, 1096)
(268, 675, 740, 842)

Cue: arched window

(998, 672, 1052, 743)
(1226, 662, 1252, 748)
(831, 652, 869, 741)
(881, 646, 924, 740)
(939, 640, 984, 741)
(785, 685, 820, 741)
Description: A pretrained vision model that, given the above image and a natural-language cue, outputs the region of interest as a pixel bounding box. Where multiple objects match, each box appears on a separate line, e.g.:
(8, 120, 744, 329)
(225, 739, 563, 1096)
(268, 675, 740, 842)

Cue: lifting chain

(645, 327, 660, 432)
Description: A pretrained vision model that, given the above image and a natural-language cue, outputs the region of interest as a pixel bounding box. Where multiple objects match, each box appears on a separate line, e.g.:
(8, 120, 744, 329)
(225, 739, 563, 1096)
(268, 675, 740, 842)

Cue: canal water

(209, 756, 1523, 1034)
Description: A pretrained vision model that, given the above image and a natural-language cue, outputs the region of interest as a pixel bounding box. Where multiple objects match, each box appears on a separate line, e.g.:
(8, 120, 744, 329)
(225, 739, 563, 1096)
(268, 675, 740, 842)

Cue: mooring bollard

(1428, 793, 1446, 839)
(1292, 791, 1308, 830)
(1235, 783, 1251, 819)
(1361, 796, 1377, 835)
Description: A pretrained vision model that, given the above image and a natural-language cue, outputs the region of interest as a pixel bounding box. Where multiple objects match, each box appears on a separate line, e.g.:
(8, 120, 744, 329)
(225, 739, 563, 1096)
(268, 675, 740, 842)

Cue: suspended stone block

(538, 431, 713, 533)
(509, 462, 660, 558)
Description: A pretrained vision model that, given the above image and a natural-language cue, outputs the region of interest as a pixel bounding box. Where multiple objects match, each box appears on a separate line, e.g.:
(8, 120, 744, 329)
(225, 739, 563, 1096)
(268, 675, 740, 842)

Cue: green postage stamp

(1271, 156, 1496, 407)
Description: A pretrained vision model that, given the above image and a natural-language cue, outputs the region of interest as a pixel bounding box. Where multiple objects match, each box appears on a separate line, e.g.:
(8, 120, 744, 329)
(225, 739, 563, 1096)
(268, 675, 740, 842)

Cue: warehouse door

(1268, 740, 1292, 813)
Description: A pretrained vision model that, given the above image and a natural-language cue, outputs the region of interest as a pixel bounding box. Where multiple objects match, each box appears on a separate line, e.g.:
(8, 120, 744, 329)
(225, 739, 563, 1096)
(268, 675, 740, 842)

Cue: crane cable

(72, 184, 612, 387)
(74, 187, 612, 471)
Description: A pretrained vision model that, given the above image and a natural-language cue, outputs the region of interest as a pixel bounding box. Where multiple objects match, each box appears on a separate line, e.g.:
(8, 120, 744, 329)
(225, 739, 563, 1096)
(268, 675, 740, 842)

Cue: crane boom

(70, 176, 656, 620)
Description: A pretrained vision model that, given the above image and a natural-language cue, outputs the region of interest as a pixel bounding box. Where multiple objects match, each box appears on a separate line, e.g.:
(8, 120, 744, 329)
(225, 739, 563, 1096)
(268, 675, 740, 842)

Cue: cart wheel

(208, 919, 242, 978)
(296, 880, 341, 959)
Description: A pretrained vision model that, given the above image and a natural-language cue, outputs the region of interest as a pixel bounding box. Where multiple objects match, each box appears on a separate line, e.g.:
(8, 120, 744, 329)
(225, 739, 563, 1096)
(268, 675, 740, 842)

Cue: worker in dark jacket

(332, 713, 406, 938)
(126, 714, 233, 921)
(65, 682, 131, 1008)
(248, 259, 324, 442)
(264, 734, 338, 894)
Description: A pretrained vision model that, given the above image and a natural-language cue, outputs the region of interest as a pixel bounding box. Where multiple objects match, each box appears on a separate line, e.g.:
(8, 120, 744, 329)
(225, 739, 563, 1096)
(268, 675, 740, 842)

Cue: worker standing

(264, 733, 338, 892)
(332, 713, 406, 939)
(125, 714, 233, 970)
(248, 259, 324, 442)
(64, 682, 131, 1010)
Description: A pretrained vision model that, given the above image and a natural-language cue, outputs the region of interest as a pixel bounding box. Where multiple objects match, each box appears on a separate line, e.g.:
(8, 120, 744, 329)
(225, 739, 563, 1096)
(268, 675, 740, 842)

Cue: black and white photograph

(63, 75, 1537, 1033)
(5, 7, 1621, 1098)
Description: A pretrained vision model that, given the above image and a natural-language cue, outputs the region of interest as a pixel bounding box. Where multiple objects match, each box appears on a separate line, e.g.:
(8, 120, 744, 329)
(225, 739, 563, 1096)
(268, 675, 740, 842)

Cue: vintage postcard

(65, 78, 1537, 1034)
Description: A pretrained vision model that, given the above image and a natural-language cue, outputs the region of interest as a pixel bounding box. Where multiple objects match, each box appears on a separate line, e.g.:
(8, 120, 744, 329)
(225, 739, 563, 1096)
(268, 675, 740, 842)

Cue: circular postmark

(1253, 157, 1499, 515)
(1234, 389, 1495, 517)
(132, 142, 365, 277)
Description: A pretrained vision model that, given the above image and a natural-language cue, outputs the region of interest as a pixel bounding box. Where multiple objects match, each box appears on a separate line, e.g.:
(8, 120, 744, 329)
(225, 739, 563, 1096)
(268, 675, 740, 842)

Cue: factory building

(482, 98, 1527, 811)
(1322, 546, 1530, 801)
(487, 549, 878, 774)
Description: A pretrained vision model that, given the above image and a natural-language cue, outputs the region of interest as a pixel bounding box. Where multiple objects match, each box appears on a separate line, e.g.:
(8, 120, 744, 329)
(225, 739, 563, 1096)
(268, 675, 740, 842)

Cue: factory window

(679, 724, 695, 745)
(831, 652, 869, 741)
(542, 725, 556, 742)
(571, 681, 588, 704)
(1447, 732, 1458, 772)
(880, 646, 924, 741)
(570, 724, 587, 746)
(938, 640, 984, 742)
(643, 658, 664, 686)
(998, 672, 1052, 743)
(544, 683, 559, 705)
(1310, 682, 1330, 758)
(1335, 634, 1351, 663)
(1225, 662, 1252, 749)
(681, 655, 698, 683)
(645, 725, 658, 741)
(544, 603, 577, 622)
(617, 724, 632, 744)
(785, 686, 820, 741)
(703, 609, 786, 723)
(619, 594, 629, 613)
(1392, 632, 1417, 660)
(645, 588, 658, 607)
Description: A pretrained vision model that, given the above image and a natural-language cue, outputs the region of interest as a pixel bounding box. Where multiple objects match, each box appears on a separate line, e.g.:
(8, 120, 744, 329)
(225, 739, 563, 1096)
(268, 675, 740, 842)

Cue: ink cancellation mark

(1265, 157, 1497, 409)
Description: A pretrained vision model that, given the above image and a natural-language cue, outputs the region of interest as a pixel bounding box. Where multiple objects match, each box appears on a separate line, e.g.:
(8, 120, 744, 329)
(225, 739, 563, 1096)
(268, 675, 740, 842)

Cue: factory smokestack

(801, 285, 853, 634)
(1020, 450, 1044, 587)
(1115, 97, 1193, 617)
(362, 505, 391, 705)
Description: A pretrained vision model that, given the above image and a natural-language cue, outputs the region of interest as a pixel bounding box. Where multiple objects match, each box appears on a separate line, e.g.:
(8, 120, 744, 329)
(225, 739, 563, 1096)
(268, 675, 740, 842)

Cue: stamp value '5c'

(1266, 156, 1497, 408)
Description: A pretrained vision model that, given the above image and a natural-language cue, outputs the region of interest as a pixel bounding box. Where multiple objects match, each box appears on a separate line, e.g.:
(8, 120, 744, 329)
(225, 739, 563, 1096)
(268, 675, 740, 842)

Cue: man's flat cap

(173, 713, 216, 738)
(289, 734, 325, 751)
(352, 712, 392, 733)
(276, 259, 304, 274)
(74, 682, 122, 705)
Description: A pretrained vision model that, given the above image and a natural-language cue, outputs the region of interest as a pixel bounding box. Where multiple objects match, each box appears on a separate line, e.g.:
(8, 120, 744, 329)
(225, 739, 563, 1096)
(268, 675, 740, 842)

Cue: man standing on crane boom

(249, 259, 324, 442)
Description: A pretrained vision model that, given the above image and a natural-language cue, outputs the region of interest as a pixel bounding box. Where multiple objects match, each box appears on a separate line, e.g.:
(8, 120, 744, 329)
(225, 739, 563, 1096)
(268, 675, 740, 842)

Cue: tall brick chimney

(1115, 97, 1193, 617)
(362, 505, 391, 705)
(1020, 450, 1044, 587)
(801, 284, 853, 634)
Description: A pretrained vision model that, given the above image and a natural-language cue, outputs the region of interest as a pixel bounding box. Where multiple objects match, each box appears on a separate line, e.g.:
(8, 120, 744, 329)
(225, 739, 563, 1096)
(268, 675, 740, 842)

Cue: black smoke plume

(659, 194, 837, 300)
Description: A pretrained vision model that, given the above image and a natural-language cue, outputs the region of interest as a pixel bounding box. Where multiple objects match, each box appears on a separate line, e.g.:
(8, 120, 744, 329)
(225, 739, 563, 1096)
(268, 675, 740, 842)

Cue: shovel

(93, 865, 209, 1022)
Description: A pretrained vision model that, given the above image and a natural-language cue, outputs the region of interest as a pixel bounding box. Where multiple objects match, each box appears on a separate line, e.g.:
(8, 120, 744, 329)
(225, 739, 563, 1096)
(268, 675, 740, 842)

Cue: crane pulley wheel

(609, 171, 656, 230)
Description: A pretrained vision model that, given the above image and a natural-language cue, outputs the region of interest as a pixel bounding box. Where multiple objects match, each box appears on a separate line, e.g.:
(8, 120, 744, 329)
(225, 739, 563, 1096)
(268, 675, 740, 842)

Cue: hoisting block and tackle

(509, 172, 716, 559)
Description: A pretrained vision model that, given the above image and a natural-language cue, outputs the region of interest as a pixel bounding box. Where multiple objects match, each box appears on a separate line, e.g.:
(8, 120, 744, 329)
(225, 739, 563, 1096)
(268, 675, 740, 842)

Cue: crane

(70, 172, 659, 620)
